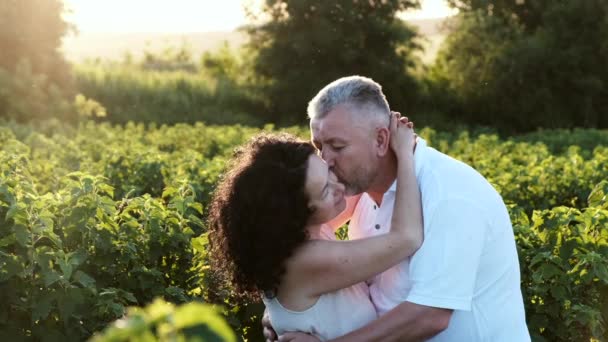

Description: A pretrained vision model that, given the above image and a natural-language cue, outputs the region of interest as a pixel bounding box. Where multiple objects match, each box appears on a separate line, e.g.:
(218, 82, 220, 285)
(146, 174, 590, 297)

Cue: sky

(62, 0, 457, 33)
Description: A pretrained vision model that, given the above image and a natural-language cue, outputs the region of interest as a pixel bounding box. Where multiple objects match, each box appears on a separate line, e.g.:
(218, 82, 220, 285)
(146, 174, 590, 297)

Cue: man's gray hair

(307, 76, 391, 126)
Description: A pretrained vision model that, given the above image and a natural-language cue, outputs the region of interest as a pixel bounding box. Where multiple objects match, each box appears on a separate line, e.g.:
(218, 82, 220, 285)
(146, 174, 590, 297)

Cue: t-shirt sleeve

(405, 198, 487, 311)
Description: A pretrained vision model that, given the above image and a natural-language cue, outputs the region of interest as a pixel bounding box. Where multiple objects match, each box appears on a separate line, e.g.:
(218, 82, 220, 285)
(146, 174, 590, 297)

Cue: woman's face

(305, 154, 347, 225)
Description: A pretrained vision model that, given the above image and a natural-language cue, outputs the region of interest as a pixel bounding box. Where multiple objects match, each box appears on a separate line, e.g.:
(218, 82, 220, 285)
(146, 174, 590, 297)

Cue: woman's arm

(288, 115, 423, 297)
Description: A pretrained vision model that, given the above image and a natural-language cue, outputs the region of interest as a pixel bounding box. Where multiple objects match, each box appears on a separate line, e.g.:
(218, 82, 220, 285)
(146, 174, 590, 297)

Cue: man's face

(310, 104, 379, 196)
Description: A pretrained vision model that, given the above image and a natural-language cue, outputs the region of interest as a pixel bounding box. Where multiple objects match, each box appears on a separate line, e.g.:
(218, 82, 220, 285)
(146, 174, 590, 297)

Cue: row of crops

(0, 119, 607, 341)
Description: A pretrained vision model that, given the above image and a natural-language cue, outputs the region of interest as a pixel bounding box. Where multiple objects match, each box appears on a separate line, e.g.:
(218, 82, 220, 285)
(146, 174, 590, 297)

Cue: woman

(208, 115, 422, 340)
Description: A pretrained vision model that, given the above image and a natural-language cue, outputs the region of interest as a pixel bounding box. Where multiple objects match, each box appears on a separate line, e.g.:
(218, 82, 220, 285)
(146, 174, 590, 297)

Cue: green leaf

(537, 263, 563, 280)
(162, 186, 177, 199)
(593, 263, 608, 283)
(588, 180, 608, 208)
(68, 250, 88, 267)
(82, 177, 94, 193)
(122, 291, 138, 304)
(14, 224, 30, 247)
(98, 183, 115, 198)
(73, 270, 96, 288)
(0, 233, 16, 247)
(558, 239, 578, 261)
(32, 295, 54, 321)
(43, 270, 61, 287)
(57, 292, 81, 325)
(6, 202, 27, 222)
(58, 258, 73, 280)
(191, 234, 209, 254)
(549, 285, 567, 300)
(0, 253, 22, 281)
(189, 202, 204, 215)
(173, 302, 237, 342)
(41, 230, 62, 249)
(188, 214, 205, 229)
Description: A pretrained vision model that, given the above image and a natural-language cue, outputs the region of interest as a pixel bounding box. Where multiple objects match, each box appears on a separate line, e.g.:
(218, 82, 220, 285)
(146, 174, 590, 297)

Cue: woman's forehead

(306, 155, 328, 191)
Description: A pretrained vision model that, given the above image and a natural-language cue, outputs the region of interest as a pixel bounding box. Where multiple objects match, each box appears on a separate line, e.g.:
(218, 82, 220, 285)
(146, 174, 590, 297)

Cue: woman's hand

(278, 332, 322, 342)
(389, 111, 416, 159)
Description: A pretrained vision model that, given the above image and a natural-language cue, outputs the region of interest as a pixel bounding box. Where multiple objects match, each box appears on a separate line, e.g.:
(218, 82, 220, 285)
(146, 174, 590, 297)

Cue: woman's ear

(375, 126, 390, 157)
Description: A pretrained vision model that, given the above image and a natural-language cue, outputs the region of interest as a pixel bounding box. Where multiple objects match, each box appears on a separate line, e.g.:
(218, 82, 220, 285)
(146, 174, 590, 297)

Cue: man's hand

(279, 332, 322, 342)
(262, 310, 278, 342)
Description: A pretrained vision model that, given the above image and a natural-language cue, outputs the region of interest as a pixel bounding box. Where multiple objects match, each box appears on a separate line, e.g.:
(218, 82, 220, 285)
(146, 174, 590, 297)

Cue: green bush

(1, 121, 606, 341)
(431, 0, 608, 133)
(513, 181, 608, 341)
(516, 128, 608, 157)
(0, 61, 73, 122)
(74, 45, 266, 126)
(0, 145, 206, 340)
(90, 298, 236, 342)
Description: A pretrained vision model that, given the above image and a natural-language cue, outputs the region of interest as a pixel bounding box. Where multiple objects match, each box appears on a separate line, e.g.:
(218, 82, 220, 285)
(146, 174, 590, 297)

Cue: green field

(0, 120, 606, 341)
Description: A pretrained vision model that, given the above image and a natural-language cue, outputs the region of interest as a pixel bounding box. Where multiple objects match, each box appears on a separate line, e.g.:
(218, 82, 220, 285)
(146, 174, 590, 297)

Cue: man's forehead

(310, 119, 342, 142)
(311, 116, 366, 144)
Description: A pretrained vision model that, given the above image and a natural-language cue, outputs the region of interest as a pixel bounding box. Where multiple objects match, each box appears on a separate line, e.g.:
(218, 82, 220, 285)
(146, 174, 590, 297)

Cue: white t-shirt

(349, 138, 530, 341)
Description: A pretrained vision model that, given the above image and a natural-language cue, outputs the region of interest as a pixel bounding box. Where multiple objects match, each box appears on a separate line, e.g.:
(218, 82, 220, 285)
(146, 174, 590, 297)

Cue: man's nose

(321, 149, 335, 166)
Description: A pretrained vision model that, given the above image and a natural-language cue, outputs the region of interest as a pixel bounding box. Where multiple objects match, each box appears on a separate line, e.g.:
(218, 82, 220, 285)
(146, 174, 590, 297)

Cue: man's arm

(262, 309, 278, 342)
(329, 302, 451, 342)
(278, 302, 451, 342)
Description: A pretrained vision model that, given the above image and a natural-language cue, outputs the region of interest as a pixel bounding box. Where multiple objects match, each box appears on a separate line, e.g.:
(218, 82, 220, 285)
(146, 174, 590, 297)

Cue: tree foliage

(246, 0, 423, 125)
(0, 0, 72, 86)
(434, 0, 608, 133)
(0, 0, 76, 122)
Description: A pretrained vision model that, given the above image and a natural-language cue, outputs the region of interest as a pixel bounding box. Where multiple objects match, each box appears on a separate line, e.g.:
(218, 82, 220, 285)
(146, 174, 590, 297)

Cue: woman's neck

(306, 224, 323, 239)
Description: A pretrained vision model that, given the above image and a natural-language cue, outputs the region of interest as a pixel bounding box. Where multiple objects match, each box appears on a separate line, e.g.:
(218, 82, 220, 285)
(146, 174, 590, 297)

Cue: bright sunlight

(63, 0, 457, 33)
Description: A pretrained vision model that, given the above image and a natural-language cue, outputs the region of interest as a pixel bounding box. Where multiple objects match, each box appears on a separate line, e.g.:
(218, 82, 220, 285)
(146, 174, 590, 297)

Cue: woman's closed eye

(322, 183, 329, 198)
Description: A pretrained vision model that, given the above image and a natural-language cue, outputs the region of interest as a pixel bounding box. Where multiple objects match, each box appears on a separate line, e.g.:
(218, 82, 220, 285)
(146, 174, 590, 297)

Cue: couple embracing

(209, 76, 530, 341)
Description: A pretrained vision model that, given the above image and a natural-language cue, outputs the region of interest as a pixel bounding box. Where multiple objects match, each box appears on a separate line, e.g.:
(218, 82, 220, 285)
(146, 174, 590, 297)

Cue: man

(265, 76, 530, 341)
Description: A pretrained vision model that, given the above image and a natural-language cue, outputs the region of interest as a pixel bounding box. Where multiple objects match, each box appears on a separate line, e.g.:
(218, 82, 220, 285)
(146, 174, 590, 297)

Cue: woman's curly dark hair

(208, 133, 316, 302)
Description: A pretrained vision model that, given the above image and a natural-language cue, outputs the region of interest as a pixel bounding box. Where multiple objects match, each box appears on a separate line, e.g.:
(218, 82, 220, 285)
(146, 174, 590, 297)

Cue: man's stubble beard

(340, 166, 377, 196)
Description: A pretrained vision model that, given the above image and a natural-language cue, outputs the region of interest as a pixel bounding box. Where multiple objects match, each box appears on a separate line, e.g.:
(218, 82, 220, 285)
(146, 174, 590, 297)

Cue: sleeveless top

(262, 225, 378, 341)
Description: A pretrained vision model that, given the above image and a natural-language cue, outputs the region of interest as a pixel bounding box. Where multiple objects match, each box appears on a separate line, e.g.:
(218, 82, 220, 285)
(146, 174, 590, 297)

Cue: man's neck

(366, 154, 397, 205)
(366, 137, 418, 205)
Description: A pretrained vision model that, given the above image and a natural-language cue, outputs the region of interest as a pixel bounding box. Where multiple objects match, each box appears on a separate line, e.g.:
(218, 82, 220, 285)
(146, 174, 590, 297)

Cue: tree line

(1, 0, 607, 133)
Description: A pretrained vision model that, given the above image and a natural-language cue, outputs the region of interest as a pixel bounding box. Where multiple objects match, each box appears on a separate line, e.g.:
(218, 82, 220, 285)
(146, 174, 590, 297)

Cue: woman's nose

(335, 180, 345, 193)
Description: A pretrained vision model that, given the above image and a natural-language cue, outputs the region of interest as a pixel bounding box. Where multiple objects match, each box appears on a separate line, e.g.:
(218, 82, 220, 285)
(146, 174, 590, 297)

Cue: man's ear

(375, 126, 390, 157)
